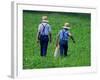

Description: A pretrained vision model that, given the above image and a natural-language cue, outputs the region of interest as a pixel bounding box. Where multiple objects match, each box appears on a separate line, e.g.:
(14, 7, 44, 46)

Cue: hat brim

(42, 20, 49, 23)
(63, 26, 70, 29)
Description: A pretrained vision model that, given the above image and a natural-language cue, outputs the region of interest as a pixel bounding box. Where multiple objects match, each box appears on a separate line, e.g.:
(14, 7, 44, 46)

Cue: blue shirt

(38, 23, 51, 35)
(59, 29, 69, 41)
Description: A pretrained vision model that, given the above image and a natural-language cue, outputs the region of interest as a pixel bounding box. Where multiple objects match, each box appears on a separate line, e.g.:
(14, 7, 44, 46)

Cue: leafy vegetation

(23, 11, 91, 69)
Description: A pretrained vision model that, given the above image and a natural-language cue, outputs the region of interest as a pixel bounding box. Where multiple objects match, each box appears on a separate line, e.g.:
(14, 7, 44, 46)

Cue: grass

(23, 10, 91, 69)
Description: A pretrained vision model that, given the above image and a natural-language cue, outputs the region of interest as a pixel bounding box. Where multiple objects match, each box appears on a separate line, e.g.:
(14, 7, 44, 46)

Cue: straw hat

(42, 16, 49, 22)
(63, 22, 70, 29)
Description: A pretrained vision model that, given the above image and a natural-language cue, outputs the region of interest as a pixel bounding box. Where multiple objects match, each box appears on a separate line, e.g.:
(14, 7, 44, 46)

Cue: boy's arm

(70, 36, 75, 43)
(68, 32, 75, 43)
(48, 25, 52, 43)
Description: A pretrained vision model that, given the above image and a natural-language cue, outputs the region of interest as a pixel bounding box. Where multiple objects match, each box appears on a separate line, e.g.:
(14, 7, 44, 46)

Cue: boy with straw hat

(37, 16, 52, 57)
(56, 22, 75, 57)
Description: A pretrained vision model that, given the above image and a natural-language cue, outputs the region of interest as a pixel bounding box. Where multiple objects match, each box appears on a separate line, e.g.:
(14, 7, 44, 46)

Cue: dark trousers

(40, 35, 49, 56)
(59, 40, 68, 56)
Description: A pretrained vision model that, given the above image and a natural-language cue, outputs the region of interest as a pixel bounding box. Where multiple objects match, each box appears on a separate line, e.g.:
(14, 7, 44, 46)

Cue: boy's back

(59, 29, 69, 41)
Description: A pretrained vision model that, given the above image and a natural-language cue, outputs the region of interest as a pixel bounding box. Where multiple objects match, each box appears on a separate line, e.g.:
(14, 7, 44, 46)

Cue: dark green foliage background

(23, 10, 91, 69)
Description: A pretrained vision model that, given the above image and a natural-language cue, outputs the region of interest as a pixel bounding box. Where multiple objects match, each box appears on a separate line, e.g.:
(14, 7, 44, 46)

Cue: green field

(23, 10, 91, 69)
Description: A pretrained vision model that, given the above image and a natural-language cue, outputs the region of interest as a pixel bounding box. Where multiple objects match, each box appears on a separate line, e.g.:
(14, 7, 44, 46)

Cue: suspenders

(62, 30, 65, 40)
(41, 23, 47, 35)
(62, 30, 68, 40)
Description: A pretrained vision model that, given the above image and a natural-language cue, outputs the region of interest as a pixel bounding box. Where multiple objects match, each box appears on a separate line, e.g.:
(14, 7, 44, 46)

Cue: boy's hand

(56, 43, 58, 47)
(56, 42, 59, 47)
